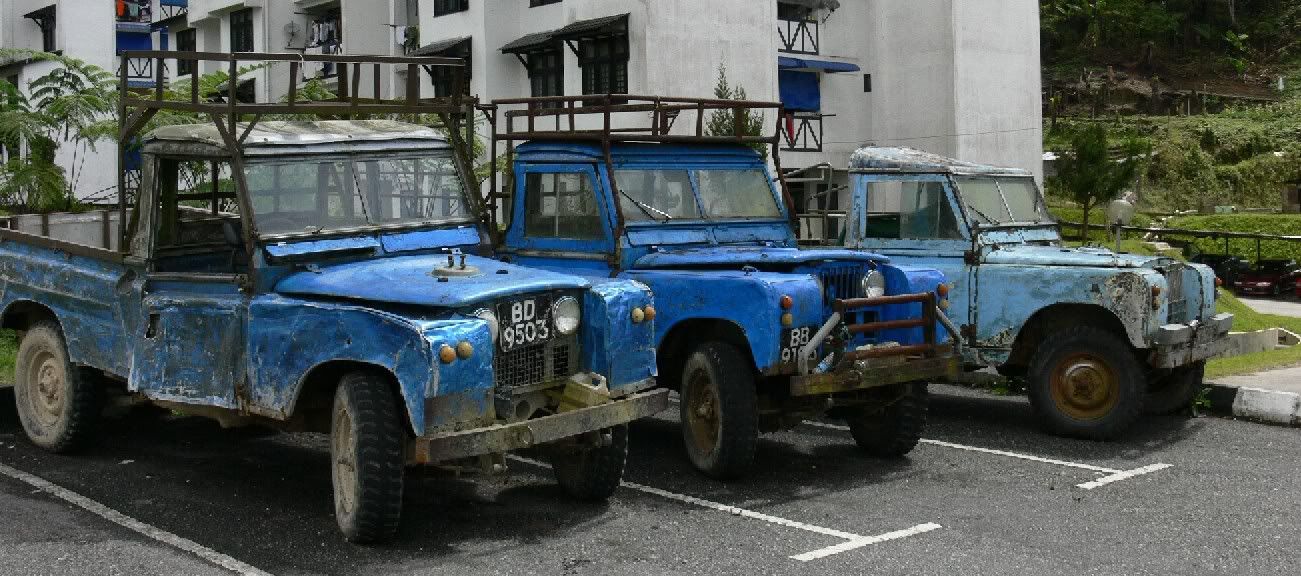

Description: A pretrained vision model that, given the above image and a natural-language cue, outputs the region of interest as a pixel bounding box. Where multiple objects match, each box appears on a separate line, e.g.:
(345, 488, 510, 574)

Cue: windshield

(246, 153, 470, 237)
(613, 168, 781, 222)
(955, 176, 1051, 225)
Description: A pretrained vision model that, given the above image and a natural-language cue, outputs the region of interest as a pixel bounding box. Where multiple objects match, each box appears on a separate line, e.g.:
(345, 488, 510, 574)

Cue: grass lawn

(1207, 290, 1301, 379)
(0, 330, 15, 385)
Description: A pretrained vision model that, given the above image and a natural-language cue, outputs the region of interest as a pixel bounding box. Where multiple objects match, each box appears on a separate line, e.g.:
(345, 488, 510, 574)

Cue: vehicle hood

(981, 245, 1169, 269)
(275, 254, 590, 308)
(632, 246, 887, 269)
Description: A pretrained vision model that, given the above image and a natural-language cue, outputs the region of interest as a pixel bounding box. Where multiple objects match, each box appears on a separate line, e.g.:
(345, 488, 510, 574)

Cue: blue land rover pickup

(800, 146, 1232, 439)
(484, 97, 958, 479)
(0, 53, 666, 543)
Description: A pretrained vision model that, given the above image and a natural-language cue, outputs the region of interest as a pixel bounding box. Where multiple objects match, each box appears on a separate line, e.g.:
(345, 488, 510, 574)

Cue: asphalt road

(1238, 295, 1301, 319)
(1, 384, 1298, 576)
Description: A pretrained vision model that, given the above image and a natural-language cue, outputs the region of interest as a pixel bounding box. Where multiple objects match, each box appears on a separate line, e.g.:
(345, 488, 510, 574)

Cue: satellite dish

(284, 22, 302, 46)
(1106, 198, 1135, 226)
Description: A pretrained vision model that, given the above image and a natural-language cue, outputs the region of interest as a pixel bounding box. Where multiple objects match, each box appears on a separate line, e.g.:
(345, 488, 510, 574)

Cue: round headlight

(473, 308, 499, 342)
(551, 296, 581, 336)
(862, 270, 887, 298)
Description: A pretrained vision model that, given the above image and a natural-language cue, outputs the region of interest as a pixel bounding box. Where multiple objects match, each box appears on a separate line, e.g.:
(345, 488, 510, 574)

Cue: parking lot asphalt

(1238, 295, 1301, 319)
(1, 384, 1298, 576)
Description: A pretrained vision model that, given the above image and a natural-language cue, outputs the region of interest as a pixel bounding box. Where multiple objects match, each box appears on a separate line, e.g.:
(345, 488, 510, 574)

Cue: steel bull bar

(411, 389, 670, 464)
(791, 292, 961, 397)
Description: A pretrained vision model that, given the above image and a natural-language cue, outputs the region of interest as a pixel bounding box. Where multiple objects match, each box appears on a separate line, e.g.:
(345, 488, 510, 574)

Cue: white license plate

(498, 296, 553, 352)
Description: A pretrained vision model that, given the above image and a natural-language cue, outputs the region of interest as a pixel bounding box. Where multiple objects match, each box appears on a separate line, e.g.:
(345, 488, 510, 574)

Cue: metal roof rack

(116, 50, 479, 249)
(480, 94, 798, 238)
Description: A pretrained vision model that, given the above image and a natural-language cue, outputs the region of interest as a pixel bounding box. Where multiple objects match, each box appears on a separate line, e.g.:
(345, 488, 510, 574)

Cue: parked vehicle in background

(1190, 253, 1251, 287)
(483, 97, 958, 480)
(0, 53, 667, 543)
(797, 147, 1232, 440)
(1295, 277, 1301, 298)
(1234, 259, 1301, 297)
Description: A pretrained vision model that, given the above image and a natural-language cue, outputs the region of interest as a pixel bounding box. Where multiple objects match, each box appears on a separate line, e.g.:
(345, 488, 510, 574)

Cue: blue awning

(779, 70, 820, 112)
(778, 56, 860, 73)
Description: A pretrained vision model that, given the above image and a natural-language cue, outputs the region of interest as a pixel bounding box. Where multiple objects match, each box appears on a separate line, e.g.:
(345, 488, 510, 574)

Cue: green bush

(1049, 205, 1152, 242)
(1166, 214, 1301, 262)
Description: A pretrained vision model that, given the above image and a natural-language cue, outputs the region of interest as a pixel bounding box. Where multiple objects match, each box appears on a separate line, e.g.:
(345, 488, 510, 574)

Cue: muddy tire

(331, 370, 406, 544)
(550, 425, 628, 501)
(679, 342, 757, 480)
(1144, 361, 1205, 415)
(1027, 326, 1144, 440)
(847, 382, 928, 457)
(14, 321, 100, 453)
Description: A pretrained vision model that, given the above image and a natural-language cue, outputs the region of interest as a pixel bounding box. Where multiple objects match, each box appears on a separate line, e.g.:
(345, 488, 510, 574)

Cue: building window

(24, 6, 57, 53)
(230, 8, 254, 52)
(427, 40, 473, 97)
(529, 0, 562, 6)
(116, 0, 152, 23)
(579, 35, 628, 95)
(528, 47, 564, 98)
(404, 0, 419, 24)
(176, 29, 197, 75)
(433, 0, 469, 17)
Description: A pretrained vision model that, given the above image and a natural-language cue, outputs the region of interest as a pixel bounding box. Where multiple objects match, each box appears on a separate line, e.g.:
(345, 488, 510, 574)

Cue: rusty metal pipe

(846, 318, 927, 334)
(841, 344, 938, 362)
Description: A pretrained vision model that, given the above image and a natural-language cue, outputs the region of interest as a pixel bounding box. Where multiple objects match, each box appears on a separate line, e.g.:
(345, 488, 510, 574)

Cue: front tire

(14, 321, 99, 453)
(1144, 361, 1205, 415)
(550, 425, 628, 501)
(331, 371, 406, 544)
(679, 342, 758, 480)
(1027, 326, 1144, 440)
(847, 382, 928, 457)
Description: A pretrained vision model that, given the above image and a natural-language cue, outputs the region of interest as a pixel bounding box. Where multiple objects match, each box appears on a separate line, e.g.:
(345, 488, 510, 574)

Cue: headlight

(551, 296, 581, 335)
(861, 270, 887, 298)
(473, 308, 499, 342)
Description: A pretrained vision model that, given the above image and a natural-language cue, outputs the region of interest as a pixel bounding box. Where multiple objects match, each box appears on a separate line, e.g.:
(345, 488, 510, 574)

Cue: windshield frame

(952, 174, 1053, 229)
(243, 150, 478, 243)
(612, 164, 788, 226)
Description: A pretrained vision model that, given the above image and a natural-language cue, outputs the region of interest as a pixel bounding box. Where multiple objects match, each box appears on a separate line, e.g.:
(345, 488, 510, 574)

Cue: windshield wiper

(618, 188, 673, 223)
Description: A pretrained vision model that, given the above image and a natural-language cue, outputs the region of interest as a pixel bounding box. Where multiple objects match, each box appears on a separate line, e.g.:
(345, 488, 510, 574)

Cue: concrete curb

(1203, 383, 1301, 427)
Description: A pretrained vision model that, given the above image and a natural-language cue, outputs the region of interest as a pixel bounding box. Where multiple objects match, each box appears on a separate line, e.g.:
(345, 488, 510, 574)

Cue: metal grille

(818, 264, 866, 304)
(1165, 264, 1189, 323)
(495, 338, 578, 389)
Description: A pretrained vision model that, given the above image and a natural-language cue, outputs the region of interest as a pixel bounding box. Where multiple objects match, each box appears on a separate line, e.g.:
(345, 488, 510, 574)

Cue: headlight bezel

(551, 296, 582, 336)
(861, 270, 887, 299)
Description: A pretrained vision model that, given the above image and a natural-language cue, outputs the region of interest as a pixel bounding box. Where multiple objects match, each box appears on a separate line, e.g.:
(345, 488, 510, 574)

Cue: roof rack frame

(480, 94, 800, 249)
(116, 50, 480, 254)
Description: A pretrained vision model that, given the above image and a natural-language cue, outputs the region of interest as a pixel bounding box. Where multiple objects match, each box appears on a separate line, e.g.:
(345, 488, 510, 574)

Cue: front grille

(1165, 264, 1189, 322)
(495, 338, 577, 389)
(818, 264, 867, 304)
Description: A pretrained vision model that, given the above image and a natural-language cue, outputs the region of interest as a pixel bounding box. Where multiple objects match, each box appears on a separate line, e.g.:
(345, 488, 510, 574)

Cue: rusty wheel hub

(332, 404, 357, 518)
(684, 370, 720, 458)
(24, 351, 65, 429)
(1050, 353, 1119, 421)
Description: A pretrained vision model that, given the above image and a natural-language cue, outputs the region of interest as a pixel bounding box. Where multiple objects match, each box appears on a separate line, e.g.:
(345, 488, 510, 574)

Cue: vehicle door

(126, 156, 249, 408)
(504, 163, 616, 278)
(847, 173, 975, 329)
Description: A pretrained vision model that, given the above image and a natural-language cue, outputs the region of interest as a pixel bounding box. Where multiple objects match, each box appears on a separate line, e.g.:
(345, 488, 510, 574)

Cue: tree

(1051, 124, 1148, 239)
(706, 64, 767, 158)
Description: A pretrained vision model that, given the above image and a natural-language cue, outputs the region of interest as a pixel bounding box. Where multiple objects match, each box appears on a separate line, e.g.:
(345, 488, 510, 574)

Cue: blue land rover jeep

(801, 147, 1232, 439)
(485, 97, 957, 479)
(0, 53, 666, 543)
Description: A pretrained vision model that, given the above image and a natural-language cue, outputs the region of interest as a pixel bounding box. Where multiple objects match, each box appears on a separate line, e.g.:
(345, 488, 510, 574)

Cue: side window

(864, 180, 961, 240)
(524, 172, 603, 240)
(151, 158, 246, 274)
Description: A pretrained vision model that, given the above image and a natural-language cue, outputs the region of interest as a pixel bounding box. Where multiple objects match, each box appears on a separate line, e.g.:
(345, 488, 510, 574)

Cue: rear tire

(679, 342, 757, 480)
(551, 425, 628, 501)
(14, 321, 99, 453)
(1144, 361, 1205, 415)
(846, 382, 928, 457)
(1027, 326, 1144, 440)
(331, 370, 406, 544)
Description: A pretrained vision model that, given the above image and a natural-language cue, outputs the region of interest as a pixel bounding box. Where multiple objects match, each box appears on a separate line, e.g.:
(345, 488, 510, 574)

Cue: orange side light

(780, 295, 794, 310)
(937, 284, 951, 298)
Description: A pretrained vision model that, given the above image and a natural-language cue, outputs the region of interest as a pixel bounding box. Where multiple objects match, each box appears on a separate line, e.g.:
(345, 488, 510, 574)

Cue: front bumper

(1150, 313, 1234, 368)
(790, 353, 959, 396)
(410, 388, 669, 464)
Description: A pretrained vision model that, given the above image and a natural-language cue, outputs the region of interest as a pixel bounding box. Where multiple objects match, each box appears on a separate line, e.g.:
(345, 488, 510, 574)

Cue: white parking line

(0, 462, 274, 576)
(800, 420, 1172, 488)
(508, 455, 939, 561)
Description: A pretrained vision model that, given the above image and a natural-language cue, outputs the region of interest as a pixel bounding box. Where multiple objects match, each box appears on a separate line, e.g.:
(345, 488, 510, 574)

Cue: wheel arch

(657, 318, 756, 391)
(288, 360, 412, 435)
(1, 300, 60, 332)
(1004, 303, 1134, 372)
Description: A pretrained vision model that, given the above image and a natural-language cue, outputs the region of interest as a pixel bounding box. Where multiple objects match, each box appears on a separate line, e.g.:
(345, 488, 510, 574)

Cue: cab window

(523, 171, 603, 240)
(864, 179, 962, 240)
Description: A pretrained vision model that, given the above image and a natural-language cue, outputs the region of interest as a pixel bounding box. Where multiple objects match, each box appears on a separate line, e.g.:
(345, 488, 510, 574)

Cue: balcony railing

(781, 112, 826, 153)
(123, 55, 160, 88)
(158, 0, 190, 22)
(778, 18, 819, 55)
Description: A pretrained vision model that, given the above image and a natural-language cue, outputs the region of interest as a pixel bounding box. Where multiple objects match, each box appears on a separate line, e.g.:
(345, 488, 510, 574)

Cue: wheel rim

(23, 349, 66, 430)
(331, 402, 357, 518)
(1049, 352, 1119, 421)
(684, 367, 720, 459)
